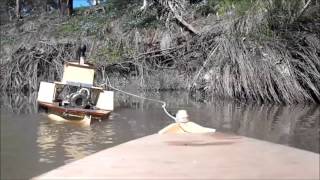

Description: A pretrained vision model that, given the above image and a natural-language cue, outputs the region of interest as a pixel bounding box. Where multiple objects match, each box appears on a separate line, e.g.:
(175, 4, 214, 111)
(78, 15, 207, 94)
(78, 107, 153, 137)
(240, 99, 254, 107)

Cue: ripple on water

(1, 92, 319, 180)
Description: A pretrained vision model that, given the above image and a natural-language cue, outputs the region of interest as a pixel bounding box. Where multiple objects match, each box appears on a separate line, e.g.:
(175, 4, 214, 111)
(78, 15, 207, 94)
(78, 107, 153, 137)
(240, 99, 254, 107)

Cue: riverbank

(33, 133, 319, 179)
(1, 0, 319, 103)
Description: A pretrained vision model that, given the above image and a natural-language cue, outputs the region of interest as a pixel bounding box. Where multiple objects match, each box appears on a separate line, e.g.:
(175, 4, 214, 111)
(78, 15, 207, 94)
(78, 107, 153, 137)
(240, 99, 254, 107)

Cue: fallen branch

(168, 1, 200, 35)
(297, 0, 312, 19)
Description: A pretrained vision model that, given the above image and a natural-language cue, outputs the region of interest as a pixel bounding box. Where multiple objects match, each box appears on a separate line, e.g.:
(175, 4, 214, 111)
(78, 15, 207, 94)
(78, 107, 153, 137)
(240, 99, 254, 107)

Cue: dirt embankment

(1, 0, 320, 104)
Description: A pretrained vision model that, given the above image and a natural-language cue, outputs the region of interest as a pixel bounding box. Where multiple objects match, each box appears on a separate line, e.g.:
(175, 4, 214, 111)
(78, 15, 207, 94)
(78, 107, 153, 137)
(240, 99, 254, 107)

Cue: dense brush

(196, 0, 320, 104)
(0, 0, 319, 104)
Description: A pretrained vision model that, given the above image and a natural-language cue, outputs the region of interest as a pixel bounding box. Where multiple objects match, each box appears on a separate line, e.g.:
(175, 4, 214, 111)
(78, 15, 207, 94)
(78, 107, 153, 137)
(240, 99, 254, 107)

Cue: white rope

(102, 79, 176, 121)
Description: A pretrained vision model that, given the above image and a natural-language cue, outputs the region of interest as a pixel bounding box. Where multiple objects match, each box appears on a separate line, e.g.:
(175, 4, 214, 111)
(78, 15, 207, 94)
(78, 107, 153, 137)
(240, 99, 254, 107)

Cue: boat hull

(33, 133, 319, 179)
(38, 101, 111, 119)
(47, 113, 91, 126)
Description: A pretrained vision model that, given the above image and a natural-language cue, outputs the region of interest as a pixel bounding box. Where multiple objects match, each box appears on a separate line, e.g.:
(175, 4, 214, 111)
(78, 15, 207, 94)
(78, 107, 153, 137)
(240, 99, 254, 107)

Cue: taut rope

(102, 78, 176, 121)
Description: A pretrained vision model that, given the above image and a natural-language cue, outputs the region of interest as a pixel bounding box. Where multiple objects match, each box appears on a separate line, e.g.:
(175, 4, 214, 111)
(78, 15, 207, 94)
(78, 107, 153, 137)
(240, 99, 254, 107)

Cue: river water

(1, 91, 319, 179)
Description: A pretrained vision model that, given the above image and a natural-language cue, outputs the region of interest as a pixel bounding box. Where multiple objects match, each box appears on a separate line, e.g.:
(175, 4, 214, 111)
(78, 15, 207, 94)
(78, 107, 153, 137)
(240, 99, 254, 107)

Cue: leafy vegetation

(56, 14, 107, 37)
(217, 0, 257, 15)
(195, 0, 258, 16)
(0, 35, 16, 46)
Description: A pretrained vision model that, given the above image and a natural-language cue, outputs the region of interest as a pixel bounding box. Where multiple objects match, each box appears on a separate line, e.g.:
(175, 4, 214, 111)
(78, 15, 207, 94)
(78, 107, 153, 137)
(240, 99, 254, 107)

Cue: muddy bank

(1, 0, 319, 103)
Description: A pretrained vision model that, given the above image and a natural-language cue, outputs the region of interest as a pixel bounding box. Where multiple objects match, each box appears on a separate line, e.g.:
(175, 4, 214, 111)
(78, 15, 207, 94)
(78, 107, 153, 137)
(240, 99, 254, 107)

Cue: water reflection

(36, 115, 116, 164)
(1, 91, 319, 179)
(186, 102, 319, 153)
(1, 92, 38, 114)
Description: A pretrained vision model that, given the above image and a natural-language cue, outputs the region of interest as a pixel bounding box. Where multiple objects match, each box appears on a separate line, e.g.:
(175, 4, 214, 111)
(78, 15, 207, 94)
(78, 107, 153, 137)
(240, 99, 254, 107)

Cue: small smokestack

(79, 44, 86, 65)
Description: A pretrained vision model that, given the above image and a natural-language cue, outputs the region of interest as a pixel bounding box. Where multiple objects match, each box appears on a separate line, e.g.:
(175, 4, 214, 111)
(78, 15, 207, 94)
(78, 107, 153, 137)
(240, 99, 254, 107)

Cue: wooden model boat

(37, 61, 114, 124)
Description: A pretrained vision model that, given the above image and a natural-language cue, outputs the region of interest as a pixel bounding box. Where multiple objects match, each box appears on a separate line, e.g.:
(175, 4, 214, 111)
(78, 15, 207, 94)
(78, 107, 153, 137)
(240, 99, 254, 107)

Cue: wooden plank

(53, 81, 103, 91)
(65, 62, 95, 69)
(33, 133, 319, 179)
(38, 101, 111, 118)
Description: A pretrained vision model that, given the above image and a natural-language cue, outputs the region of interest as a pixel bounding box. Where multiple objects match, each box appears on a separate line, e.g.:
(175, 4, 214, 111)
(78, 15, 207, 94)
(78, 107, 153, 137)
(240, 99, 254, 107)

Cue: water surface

(1, 91, 319, 179)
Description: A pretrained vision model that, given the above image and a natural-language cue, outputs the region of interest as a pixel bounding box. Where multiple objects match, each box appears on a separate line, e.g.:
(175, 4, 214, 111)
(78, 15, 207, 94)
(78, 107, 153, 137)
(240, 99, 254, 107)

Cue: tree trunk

(67, 0, 73, 16)
(57, 0, 62, 15)
(16, 0, 21, 18)
(44, 0, 48, 12)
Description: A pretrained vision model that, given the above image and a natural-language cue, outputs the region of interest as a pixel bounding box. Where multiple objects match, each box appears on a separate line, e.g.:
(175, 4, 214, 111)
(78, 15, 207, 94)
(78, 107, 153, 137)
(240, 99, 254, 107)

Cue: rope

(102, 79, 176, 121)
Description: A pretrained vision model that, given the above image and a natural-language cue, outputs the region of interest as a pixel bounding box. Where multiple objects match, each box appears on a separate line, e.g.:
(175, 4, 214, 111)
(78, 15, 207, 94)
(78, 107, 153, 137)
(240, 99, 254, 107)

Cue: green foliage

(217, 0, 257, 16)
(106, 0, 140, 11)
(56, 14, 108, 37)
(195, 0, 257, 17)
(58, 22, 81, 36)
(0, 35, 15, 46)
(95, 46, 122, 63)
(118, 3, 164, 31)
(93, 40, 134, 64)
(125, 13, 159, 29)
(195, 0, 219, 16)
(103, 0, 140, 18)
(56, 1, 160, 38)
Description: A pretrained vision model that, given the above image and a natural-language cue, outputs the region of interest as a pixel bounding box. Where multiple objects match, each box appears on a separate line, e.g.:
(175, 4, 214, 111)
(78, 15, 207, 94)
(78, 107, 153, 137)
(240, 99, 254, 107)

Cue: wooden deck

(33, 133, 319, 179)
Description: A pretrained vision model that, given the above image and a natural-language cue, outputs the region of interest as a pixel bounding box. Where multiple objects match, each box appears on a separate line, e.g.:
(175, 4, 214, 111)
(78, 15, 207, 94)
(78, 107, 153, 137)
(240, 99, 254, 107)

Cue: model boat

(37, 61, 113, 125)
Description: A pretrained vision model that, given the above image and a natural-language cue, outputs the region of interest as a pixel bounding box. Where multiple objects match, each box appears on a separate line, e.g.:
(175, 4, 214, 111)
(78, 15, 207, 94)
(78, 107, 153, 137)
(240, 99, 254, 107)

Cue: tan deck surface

(34, 133, 319, 179)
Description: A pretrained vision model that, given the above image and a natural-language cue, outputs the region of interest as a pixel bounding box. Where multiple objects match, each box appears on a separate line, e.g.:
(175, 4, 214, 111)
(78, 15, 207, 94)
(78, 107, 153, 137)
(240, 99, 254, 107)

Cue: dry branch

(168, 2, 199, 35)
